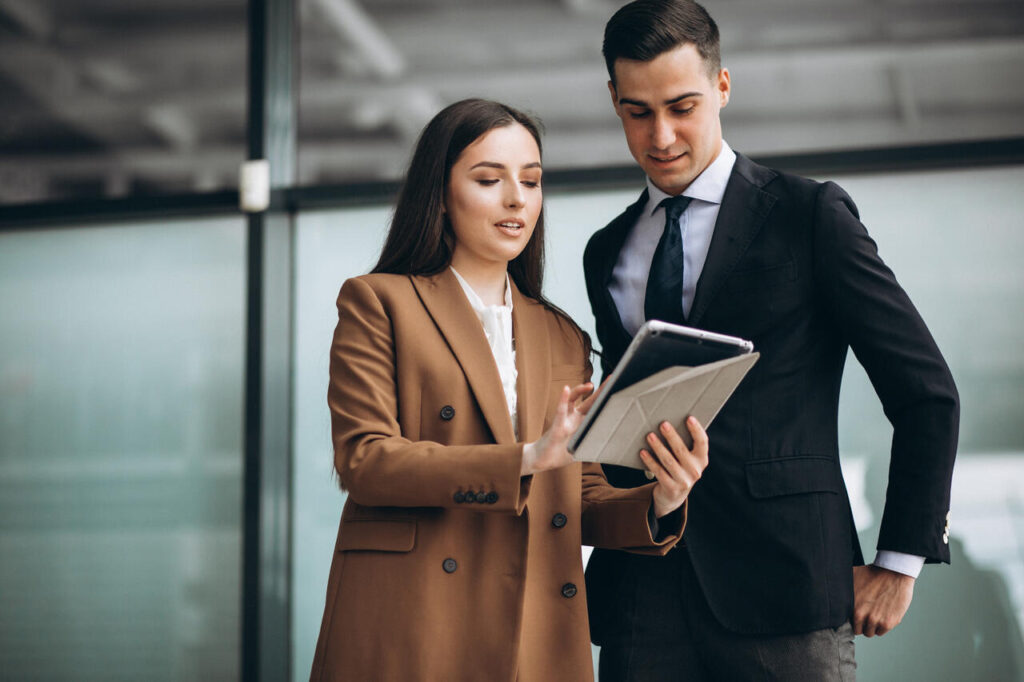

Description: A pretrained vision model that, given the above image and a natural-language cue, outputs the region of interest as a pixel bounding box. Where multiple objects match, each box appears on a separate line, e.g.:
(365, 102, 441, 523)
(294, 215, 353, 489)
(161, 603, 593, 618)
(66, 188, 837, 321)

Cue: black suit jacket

(583, 152, 960, 636)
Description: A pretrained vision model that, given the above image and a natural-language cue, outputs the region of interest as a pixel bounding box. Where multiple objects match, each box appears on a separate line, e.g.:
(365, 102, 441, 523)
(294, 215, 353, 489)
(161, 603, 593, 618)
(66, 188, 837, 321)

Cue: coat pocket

(745, 455, 843, 499)
(338, 519, 416, 552)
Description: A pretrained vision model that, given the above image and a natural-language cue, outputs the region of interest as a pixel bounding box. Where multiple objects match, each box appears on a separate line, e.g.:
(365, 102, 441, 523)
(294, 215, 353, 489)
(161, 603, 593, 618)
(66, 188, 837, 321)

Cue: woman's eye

(522, 180, 540, 188)
(476, 179, 499, 186)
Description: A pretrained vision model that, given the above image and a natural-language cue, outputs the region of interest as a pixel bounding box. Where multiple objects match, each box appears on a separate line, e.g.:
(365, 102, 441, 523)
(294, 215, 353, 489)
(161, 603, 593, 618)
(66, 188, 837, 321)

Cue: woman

(310, 98, 708, 682)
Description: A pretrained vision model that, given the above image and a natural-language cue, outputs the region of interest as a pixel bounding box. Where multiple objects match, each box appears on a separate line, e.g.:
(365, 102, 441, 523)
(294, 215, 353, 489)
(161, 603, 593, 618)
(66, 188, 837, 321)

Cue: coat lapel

(410, 270, 517, 445)
(510, 283, 550, 443)
(688, 154, 778, 326)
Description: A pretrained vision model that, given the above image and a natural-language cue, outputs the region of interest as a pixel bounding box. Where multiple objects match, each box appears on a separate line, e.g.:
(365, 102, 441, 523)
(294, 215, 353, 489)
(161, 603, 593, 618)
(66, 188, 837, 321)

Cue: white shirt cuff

(873, 550, 925, 578)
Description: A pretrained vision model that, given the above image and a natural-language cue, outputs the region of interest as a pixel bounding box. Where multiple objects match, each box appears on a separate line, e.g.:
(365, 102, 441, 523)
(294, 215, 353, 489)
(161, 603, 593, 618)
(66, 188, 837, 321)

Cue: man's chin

(647, 169, 694, 196)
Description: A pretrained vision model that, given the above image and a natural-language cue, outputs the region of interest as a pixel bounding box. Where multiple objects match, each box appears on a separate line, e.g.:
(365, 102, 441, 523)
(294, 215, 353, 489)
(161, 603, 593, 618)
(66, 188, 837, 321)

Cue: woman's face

(444, 123, 542, 272)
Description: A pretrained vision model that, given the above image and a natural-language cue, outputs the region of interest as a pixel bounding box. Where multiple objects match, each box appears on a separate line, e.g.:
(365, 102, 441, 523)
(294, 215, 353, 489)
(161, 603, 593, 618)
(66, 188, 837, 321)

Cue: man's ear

(717, 67, 731, 108)
(607, 80, 621, 117)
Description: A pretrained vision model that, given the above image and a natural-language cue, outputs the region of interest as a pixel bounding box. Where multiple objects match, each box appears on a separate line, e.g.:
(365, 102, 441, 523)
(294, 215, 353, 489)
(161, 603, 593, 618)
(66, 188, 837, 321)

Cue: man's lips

(648, 152, 686, 166)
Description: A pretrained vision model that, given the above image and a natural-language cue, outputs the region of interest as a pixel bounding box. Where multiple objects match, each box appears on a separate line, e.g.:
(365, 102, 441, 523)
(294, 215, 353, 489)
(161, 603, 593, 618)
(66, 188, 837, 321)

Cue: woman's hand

(640, 416, 709, 518)
(521, 382, 596, 476)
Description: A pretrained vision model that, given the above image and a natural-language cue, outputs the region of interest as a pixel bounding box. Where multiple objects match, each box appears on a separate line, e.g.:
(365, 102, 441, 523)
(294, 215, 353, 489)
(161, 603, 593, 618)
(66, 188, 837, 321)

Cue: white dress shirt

(609, 141, 736, 335)
(450, 267, 518, 437)
(607, 142, 923, 578)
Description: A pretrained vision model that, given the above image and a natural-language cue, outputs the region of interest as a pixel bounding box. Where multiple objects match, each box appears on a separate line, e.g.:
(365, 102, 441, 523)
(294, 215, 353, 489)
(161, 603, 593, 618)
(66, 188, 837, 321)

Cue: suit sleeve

(813, 181, 959, 563)
(328, 277, 531, 513)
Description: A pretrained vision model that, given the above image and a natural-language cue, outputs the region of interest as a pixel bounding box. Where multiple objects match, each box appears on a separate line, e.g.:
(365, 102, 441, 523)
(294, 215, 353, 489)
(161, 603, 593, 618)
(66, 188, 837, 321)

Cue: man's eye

(672, 107, 695, 116)
(628, 111, 650, 119)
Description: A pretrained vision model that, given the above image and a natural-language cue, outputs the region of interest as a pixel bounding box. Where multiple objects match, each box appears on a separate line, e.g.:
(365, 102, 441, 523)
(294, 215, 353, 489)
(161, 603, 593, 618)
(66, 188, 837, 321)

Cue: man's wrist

(873, 550, 925, 578)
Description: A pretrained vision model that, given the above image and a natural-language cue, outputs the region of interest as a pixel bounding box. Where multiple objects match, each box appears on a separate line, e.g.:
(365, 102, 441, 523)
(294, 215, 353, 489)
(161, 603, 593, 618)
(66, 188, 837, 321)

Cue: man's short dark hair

(603, 0, 721, 84)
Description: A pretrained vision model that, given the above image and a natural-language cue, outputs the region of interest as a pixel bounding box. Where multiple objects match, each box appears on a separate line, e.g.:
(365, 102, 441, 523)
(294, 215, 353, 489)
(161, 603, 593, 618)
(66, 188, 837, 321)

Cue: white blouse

(450, 267, 518, 436)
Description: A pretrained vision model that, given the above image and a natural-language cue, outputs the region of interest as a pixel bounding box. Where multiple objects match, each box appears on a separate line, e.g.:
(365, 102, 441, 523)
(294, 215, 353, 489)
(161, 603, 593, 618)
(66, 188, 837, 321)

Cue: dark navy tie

(644, 194, 693, 323)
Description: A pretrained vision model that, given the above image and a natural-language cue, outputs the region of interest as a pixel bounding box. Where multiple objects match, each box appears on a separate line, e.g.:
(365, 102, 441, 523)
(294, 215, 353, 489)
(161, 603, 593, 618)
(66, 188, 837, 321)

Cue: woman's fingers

(567, 382, 594, 407)
(577, 378, 607, 415)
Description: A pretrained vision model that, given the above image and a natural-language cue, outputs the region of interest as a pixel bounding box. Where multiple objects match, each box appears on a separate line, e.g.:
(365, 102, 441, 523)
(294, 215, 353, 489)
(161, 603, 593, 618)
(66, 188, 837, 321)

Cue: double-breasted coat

(310, 269, 681, 682)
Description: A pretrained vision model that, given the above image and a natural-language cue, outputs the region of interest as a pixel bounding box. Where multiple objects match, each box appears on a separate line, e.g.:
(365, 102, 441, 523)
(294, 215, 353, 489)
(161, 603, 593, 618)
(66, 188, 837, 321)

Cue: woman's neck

(450, 258, 507, 306)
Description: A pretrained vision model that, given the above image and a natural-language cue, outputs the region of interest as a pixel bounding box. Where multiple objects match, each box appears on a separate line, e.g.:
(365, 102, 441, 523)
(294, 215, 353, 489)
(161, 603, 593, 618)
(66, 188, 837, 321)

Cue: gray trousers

(596, 548, 856, 681)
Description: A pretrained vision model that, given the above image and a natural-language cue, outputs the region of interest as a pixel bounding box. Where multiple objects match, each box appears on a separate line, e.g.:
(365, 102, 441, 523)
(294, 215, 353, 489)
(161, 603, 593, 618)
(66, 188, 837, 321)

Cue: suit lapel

(410, 270, 517, 445)
(510, 283, 550, 443)
(592, 189, 649, 346)
(688, 154, 778, 326)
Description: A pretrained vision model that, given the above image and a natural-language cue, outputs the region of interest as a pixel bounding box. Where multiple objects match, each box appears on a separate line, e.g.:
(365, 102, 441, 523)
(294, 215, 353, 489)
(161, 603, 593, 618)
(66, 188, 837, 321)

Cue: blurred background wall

(2, 1, 1023, 680)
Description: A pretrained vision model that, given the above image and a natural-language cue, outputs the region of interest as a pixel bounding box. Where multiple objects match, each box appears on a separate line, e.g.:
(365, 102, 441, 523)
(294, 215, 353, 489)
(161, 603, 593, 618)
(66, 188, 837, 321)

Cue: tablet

(568, 321, 754, 453)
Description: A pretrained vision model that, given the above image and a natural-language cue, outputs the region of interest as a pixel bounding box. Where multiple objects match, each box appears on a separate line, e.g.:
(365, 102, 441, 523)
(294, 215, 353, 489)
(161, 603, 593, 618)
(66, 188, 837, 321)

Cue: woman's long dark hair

(372, 98, 592, 366)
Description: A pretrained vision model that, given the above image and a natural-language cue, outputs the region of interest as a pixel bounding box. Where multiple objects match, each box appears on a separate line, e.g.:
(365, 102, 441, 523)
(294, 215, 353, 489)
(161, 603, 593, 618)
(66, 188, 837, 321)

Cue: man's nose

(651, 114, 674, 150)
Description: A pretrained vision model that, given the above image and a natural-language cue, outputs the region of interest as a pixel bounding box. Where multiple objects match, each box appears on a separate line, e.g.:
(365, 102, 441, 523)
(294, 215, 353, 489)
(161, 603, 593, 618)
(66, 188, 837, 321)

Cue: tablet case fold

(573, 352, 759, 470)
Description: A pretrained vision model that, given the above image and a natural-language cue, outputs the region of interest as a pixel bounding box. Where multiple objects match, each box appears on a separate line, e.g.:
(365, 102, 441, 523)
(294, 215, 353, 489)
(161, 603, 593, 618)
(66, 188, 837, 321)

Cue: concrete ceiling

(1, 0, 1023, 203)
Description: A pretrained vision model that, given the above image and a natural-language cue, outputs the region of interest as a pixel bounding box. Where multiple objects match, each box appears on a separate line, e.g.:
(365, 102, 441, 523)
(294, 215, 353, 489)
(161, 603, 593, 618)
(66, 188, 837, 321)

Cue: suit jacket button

(440, 405, 456, 421)
(475, 491, 488, 504)
(453, 491, 465, 504)
(442, 558, 457, 573)
(561, 582, 577, 599)
(551, 513, 567, 528)
(485, 492, 499, 504)
(462, 490, 475, 504)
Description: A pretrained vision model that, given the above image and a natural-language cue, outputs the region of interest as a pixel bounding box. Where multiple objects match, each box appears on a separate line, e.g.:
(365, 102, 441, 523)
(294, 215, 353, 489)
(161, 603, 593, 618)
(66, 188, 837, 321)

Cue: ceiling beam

(0, 0, 52, 39)
(306, 0, 405, 78)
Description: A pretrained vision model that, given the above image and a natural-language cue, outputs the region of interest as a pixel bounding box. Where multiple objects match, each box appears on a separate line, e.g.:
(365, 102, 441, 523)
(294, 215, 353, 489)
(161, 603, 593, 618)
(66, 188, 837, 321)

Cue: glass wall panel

(291, 165, 1024, 680)
(291, 206, 392, 680)
(0, 217, 246, 681)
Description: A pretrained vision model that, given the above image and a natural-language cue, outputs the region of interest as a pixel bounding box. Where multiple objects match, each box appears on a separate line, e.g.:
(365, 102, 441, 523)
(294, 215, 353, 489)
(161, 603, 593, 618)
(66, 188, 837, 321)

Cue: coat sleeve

(580, 464, 684, 555)
(813, 181, 959, 563)
(328, 277, 531, 513)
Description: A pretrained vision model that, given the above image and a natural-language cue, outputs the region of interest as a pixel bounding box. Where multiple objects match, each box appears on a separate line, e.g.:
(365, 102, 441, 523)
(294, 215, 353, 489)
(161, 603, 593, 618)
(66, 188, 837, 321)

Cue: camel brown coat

(310, 270, 683, 682)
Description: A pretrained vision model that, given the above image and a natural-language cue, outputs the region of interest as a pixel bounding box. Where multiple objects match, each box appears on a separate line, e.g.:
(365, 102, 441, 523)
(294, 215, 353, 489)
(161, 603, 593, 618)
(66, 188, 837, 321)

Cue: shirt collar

(450, 266, 513, 312)
(645, 140, 737, 216)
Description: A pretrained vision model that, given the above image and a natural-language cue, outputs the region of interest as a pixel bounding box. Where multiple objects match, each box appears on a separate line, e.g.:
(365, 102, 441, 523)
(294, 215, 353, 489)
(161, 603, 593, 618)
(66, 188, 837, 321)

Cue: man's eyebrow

(619, 92, 703, 107)
(469, 161, 542, 170)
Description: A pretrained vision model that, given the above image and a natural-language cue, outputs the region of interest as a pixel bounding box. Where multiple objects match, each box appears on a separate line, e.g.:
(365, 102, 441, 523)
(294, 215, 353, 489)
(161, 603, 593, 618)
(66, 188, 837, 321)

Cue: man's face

(610, 43, 730, 196)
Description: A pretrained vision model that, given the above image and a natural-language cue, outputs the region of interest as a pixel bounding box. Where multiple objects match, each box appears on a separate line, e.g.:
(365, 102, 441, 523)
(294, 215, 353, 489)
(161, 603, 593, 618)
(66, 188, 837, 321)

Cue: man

(582, 1, 960, 679)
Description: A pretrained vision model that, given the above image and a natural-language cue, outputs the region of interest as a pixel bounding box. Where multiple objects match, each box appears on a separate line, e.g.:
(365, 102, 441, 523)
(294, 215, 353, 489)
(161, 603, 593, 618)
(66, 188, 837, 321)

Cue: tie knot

(658, 194, 693, 224)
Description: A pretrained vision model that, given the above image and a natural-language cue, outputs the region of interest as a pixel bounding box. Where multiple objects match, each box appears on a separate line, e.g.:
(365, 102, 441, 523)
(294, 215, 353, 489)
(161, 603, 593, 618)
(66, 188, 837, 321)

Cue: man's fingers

(645, 430, 686, 481)
(685, 416, 709, 463)
(639, 449, 667, 481)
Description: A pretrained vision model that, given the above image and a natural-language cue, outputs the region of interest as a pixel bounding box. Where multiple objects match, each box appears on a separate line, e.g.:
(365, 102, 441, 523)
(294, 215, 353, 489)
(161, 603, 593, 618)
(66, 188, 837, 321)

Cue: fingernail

(661, 421, 671, 431)
(687, 416, 697, 425)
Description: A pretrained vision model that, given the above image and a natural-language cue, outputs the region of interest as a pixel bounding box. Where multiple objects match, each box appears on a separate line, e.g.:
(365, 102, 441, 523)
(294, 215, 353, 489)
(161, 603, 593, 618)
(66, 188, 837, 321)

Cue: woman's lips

(495, 219, 525, 237)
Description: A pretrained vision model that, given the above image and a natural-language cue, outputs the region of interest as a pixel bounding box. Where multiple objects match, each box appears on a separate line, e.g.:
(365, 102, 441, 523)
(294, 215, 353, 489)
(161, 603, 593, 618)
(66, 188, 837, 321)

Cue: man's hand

(852, 564, 915, 637)
(639, 417, 709, 518)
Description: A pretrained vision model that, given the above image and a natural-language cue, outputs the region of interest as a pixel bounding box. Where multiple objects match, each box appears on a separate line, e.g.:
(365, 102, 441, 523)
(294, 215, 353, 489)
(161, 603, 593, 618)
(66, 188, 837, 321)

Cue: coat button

(551, 513, 567, 528)
(561, 582, 577, 599)
(475, 491, 488, 504)
(453, 491, 465, 504)
(440, 405, 455, 421)
(485, 491, 499, 504)
(442, 558, 457, 573)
